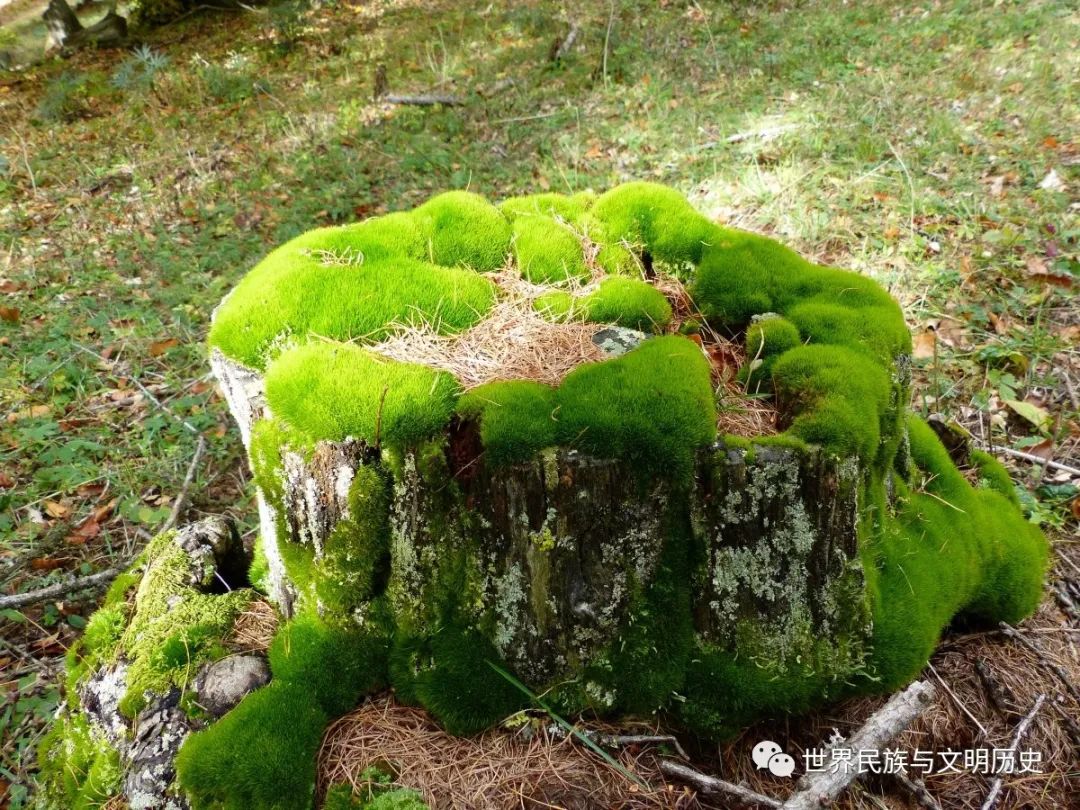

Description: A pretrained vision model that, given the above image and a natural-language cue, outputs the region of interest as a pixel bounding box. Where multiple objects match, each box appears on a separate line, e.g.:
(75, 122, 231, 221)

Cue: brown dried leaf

(149, 337, 179, 356)
(0, 306, 20, 323)
(67, 521, 100, 545)
(913, 330, 937, 359)
(44, 500, 71, 519)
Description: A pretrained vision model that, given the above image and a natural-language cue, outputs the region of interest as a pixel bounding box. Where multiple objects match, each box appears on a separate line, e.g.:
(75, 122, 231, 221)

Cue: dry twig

(979, 694, 1046, 810)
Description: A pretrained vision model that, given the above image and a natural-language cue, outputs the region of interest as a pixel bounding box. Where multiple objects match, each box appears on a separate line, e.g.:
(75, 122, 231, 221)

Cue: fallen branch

(547, 725, 687, 759)
(975, 657, 1018, 719)
(988, 446, 1080, 477)
(382, 93, 463, 107)
(1050, 697, 1080, 751)
(999, 622, 1080, 704)
(979, 693, 1045, 810)
(0, 567, 119, 611)
(658, 760, 781, 809)
(781, 680, 937, 810)
(164, 435, 207, 532)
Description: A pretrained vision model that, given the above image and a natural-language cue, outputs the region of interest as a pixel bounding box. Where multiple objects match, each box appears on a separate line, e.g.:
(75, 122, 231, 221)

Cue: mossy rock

(43, 183, 1043, 810)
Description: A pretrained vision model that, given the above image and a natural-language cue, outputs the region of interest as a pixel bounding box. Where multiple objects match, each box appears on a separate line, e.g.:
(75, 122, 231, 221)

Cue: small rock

(194, 655, 270, 717)
(592, 326, 647, 357)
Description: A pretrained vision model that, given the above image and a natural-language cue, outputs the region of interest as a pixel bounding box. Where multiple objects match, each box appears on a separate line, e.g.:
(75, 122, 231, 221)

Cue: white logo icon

(753, 740, 796, 777)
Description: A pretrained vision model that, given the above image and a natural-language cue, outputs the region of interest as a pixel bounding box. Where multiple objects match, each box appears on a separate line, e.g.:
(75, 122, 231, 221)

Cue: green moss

(556, 335, 716, 478)
(208, 231, 496, 370)
(859, 416, 1049, 690)
(590, 181, 714, 267)
(176, 681, 327, 810)
(532, 289, 575, 321)
(313, 465, 392, 616)
(499, 191, 593, 223)
(461, 336, 715, 478)
(178, 611, 391, 810)
(269, 612, 389, 715)
(583, 276, 672, 331)
(746, 315, 801, 361)
(116, 531, 252, 717)
(324, 783, 430, 810)
(510, 214, 589, 284)
(413, 191, 512, 271)
(458, 381, 557, 467)
(771, 344, 892, 460)
(264, 342, 461, 448)
(36, 714, 122, 810)
(603, 508, 695, 714)
(393, 624, 524, 735)
(970, 449, 1021, 506)
(249, 534, 270, 594)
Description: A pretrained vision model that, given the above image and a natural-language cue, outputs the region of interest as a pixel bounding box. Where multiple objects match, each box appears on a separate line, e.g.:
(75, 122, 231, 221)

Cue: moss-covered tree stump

(203, 183, 1046, 741)
(41, 183, 1049, 810)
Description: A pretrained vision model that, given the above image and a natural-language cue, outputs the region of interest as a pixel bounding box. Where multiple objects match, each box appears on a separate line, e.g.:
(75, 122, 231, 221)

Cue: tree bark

(211, 350, 873, 687)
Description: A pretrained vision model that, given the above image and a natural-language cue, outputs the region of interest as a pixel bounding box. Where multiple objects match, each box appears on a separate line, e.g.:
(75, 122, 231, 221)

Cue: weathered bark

(212, 350, 872, 687)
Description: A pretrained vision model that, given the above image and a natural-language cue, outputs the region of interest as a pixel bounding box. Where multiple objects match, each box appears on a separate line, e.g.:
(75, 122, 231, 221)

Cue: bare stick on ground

(0, 567, 120, 611)
(999, 622, 1080, 704)
(780, 680, 937, 810)
(164, 435, 207, 532)
(975, 657, 1018, 719)
(656, 760, 781, 809)
(382, 94, 463, 106)
(979, 693, 1046, 810)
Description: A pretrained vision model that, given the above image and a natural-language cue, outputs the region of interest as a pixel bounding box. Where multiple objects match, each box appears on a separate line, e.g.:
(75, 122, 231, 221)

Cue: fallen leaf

(30, 557, 65, 571)
(912, 330, 936, 359)
(1024, 255, 1074, 288)
(0, 472, 13, 488)
(44, 500, 71, 519)
(0, 306, 19, 323)
(1025, 437, 1054, 462)
(1004, 399, 1051, 430)
(1071, 496, 1080, 521)
(149, 338, 179, 356)
(67, 521, 101, 544)
(987, 311, 1010, 335)
(90, 498, 118, 524)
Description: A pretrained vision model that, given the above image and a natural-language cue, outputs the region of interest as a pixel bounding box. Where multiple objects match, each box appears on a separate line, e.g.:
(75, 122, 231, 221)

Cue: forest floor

(0, 0, 1077, 807)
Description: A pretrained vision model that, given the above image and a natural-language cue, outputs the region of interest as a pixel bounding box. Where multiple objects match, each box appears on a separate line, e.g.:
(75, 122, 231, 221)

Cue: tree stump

(39, 183, 1047, 810)
(203, 182, 1044, 739)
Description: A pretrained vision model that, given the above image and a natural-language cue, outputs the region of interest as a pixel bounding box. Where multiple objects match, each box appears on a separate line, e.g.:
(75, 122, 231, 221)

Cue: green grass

(0, 0, 1076, 803)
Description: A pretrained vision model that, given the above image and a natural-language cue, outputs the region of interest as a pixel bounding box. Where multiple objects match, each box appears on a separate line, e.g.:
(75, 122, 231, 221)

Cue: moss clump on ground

(391, 625, 524, 736)
(177, 612, 390, 810)
(324, 783, 429, 810)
